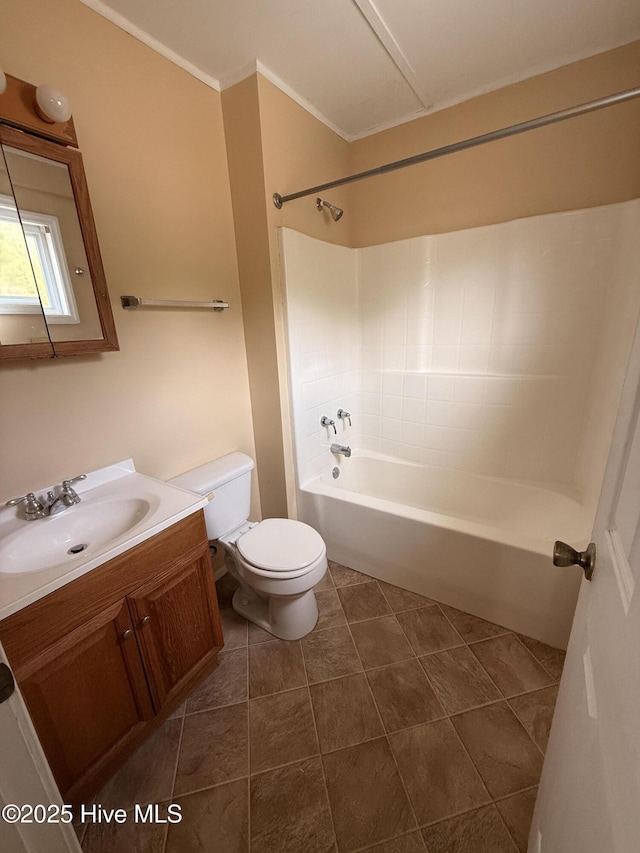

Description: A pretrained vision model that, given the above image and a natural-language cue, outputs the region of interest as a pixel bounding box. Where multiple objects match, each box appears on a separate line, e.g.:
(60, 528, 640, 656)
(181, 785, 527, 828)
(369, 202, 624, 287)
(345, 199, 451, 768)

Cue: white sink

(0, 459, 208, 620)
(0, 497, 153, 574)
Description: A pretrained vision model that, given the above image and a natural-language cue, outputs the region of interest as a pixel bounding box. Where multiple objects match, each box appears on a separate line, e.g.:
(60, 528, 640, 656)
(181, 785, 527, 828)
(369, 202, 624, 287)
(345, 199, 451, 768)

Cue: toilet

(169, 452, 327, 640)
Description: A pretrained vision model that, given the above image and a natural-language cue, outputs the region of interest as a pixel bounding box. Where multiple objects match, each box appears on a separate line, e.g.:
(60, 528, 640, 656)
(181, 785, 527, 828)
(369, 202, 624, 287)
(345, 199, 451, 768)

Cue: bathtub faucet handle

(337, 409, 352, 427)
(321, 416, 337, 434)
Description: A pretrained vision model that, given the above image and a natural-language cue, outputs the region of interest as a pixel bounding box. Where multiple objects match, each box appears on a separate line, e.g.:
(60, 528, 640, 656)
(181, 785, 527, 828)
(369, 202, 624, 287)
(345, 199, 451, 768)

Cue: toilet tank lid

(168, 452, 254, 494)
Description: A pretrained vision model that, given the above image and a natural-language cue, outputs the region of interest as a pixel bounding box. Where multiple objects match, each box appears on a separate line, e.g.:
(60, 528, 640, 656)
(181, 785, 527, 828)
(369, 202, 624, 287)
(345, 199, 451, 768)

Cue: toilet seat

(237, 518, 325, 573)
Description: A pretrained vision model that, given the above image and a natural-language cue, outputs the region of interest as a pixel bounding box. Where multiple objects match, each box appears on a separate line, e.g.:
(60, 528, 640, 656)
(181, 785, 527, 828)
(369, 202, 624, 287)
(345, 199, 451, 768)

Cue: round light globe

(35, 84, 71, 123)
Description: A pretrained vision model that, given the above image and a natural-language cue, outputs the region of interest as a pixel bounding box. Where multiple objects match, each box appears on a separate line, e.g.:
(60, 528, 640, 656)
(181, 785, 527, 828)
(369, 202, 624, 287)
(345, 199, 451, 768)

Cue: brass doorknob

(553, 541, 596, 580)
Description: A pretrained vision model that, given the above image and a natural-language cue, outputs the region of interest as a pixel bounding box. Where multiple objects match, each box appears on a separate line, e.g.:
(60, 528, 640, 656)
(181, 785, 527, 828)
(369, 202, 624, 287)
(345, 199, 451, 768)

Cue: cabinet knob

(121, 629, 133, 640)
(140, 615, 151, 627)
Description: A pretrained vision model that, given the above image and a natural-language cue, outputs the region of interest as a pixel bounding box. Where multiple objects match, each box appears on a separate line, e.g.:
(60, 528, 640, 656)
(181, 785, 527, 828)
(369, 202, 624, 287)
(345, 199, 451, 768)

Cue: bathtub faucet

(331, 443, 352, 457)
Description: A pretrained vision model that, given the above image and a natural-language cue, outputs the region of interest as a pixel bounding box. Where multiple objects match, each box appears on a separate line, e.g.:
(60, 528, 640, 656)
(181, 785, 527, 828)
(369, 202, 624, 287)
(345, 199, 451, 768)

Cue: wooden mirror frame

(0, 75, 118, 361)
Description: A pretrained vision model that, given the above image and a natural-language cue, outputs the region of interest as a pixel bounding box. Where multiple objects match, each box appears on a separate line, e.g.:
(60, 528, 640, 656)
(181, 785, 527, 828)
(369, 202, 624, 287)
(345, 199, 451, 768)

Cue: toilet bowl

(169, 453, 327, 640)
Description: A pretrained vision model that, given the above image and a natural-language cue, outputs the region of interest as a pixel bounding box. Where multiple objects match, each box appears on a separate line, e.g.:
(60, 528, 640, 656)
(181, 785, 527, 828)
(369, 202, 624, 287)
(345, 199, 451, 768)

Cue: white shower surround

(280, 200, 640, 646)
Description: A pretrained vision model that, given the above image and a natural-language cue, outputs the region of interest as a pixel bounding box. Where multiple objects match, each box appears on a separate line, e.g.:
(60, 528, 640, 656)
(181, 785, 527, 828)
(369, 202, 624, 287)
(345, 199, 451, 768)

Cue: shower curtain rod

(272, 86, 640, 208)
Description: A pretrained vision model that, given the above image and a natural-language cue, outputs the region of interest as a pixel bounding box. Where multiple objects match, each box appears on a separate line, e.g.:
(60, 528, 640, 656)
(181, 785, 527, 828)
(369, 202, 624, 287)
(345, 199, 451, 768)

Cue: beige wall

(0, 0, 258, 515)
(223, 74, 351, 515)
(222, 76, 287, 518)
(351, 41, 640, 246)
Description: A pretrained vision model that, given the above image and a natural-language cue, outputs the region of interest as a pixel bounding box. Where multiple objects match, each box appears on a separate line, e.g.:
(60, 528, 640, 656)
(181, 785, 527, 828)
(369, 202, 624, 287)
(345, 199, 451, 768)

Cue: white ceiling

(81, 0, 640, 140)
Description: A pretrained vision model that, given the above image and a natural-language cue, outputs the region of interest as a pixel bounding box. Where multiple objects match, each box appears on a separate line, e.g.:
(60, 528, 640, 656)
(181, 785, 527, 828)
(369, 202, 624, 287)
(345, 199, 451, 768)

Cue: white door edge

(0, 641, 81, 853)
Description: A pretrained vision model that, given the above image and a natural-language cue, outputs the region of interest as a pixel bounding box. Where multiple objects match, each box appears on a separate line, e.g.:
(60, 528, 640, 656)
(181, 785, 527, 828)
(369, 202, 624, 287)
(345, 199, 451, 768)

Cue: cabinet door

(128, 552, 223, 710)
(18, 599, 153, 799)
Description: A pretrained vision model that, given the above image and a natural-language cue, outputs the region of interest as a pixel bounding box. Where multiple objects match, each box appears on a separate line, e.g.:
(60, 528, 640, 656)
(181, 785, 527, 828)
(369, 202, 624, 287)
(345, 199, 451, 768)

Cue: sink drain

(67, 543, 88, 555)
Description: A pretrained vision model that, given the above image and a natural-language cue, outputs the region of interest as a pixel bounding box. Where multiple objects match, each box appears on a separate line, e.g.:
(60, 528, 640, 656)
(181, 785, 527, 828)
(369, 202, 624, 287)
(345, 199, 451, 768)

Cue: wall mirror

(0, 76, 118, 361)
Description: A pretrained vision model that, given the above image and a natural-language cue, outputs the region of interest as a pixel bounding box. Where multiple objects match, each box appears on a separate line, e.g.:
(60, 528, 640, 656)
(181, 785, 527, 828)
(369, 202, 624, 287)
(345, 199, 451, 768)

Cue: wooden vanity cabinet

(128, 553, 221, 709)
(16, 599, 154, 800)
(0, 510, 223, 804)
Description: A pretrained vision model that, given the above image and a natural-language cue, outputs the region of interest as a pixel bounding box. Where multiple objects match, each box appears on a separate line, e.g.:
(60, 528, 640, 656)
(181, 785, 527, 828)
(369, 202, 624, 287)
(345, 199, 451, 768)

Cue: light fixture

(34, 84, 71, 123)
(0, 69, 6, 95)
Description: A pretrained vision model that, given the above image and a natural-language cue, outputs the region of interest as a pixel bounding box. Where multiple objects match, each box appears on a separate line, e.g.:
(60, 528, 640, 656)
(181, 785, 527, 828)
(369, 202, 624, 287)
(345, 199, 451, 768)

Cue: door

(128, 553, 223, 710)
(0, 642, 80, 853)
(18, 599, 154, 802)
(532, 316, 640, 850)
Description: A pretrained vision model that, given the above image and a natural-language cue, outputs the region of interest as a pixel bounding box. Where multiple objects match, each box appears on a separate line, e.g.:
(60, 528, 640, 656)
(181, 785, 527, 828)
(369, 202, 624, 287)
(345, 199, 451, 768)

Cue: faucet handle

(62, 474, 87, 488)
(6, 493, 47, 519)
(321, 416, 337, 435)
(60, 474, 86, 505)
(6, 492, 38, 507)
(337, 409, 352, 427)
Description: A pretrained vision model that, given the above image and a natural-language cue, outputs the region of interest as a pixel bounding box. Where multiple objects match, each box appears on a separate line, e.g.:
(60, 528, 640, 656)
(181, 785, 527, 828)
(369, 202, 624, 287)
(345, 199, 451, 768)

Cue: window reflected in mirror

(2, 145, 103, 341)
(0, 146, 52, 353)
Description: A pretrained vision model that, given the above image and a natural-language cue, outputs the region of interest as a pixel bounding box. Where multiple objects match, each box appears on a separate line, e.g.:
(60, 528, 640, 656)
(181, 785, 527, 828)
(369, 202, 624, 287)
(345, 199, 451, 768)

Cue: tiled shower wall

(282, 200, 639, 492)
(281, 229, 361, 482)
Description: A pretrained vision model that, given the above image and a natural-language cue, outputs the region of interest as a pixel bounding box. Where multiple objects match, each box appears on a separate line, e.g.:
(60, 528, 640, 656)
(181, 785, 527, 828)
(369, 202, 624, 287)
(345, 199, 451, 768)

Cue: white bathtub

(298, 452, 589, 648)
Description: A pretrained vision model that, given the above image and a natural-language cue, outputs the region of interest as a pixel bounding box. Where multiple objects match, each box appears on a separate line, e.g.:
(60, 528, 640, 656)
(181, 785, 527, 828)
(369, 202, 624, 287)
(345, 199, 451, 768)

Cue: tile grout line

(430, 603, 468, 650)
(445, 702, 545, 846)
(511, 632, 564, 682)
(162, 772, 250, 804)
(457, 633, 550, 761)
(492, 802, 523, 853)
(392, 599, 467, 659)
(302, 583, 347, 851)
(468, 631, 558, 699)
(243, 629, 251, 853)
(304, 685, 340, 850)
(246, 775, 251, 853)
(352, 830, 429, 853)
(169, 712, 186, 801)
(492, 778, 539, 846)
(460, 630, 533, 706)
(158, 712, 185, 853)
(504, 698, 548, 761)
(244, 698, 250, 841)
(340, 584, 425, 849)
(319, 572, 402, 851)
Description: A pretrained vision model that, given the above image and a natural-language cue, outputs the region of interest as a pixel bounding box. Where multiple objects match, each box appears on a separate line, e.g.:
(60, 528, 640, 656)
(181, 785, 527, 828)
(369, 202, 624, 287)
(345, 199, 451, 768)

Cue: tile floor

(78, 561, 565, 853)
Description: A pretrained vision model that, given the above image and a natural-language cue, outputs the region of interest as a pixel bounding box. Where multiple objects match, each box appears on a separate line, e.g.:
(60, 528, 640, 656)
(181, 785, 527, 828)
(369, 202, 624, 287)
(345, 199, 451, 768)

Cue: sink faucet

(6, 474, 87, 520)
(330, 443, 352, 457)
(46, 476, 87, 516)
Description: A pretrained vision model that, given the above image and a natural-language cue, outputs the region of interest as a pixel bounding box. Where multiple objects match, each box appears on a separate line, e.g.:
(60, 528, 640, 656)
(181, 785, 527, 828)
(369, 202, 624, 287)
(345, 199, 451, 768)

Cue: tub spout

(331, 443, 351, 457)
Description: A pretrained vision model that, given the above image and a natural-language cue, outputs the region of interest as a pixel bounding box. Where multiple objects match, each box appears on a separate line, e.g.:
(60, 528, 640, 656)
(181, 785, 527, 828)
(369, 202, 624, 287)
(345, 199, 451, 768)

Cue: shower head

(316, 197, 344, 222)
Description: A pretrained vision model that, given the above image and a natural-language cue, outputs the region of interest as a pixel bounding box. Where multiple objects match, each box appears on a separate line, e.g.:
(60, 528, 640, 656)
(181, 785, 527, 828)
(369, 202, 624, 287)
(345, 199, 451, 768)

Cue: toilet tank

(168, 452, 254, 540)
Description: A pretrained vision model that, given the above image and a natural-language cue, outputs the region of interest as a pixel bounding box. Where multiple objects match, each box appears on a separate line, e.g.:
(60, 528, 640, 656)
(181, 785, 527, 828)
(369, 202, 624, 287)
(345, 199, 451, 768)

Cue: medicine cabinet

(0, 74, 118, 360)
